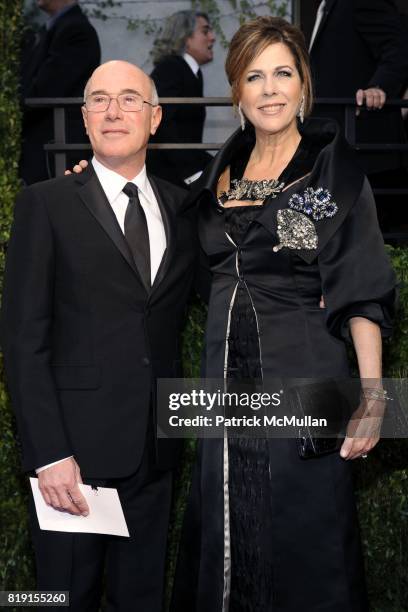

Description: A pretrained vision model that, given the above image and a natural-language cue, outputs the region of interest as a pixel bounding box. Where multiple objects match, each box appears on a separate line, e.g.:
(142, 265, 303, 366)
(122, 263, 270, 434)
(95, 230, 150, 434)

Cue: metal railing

(25, 96, 408, 242)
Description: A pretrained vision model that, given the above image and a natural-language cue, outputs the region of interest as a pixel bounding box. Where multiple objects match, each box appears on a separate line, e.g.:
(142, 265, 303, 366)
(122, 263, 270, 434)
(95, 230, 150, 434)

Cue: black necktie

(123, 182, 151, 289)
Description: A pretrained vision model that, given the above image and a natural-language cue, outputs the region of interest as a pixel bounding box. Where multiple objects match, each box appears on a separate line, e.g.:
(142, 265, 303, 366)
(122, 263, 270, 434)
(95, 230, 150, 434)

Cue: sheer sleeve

(318, 177, 397, 341)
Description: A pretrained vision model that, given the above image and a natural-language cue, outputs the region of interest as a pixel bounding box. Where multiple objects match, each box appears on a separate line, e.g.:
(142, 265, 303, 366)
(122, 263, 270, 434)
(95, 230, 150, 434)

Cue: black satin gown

(225, 141, 321, 611)
(171, 119, 397, 612)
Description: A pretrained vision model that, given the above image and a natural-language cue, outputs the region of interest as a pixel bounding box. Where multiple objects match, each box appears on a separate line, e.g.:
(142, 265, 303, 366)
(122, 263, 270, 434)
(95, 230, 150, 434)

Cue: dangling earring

(238, 102, 246, 131)
(297, 95, 305, 124)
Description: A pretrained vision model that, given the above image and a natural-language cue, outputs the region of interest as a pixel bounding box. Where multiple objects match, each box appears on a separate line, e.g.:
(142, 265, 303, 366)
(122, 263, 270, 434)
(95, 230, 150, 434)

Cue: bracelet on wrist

(361, 387, 392, 401)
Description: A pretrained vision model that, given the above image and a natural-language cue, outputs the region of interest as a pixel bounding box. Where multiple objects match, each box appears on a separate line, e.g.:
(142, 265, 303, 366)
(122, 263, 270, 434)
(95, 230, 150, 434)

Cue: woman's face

(239, 42, 303, 135)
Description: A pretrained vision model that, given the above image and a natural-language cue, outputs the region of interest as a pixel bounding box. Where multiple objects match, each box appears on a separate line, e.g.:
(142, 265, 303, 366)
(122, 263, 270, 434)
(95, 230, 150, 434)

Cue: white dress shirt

(309, 0, 326, 51)
(182, 52, 200, 77)
(36, 158, 166, 474)
(91, 157, 166, 282)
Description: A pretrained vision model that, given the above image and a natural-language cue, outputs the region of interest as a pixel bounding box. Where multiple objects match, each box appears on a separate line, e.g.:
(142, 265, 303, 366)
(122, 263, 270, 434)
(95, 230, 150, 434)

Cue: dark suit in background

(1, 164, 197, 609)
(20, 4, 100, 184)
(395, 0, 408, 140)
(308, 0, 408, 176)
(148, 55, 212, 187)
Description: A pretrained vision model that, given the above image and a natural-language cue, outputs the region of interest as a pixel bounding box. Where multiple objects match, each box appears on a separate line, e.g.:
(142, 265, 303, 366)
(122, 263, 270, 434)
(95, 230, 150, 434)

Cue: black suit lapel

(196, 68, 203, 93)
(179, 57, 204, 96)
(311, 0, 337, 50)
(148, 174, 177, 294)
(75, 165, 147, 288)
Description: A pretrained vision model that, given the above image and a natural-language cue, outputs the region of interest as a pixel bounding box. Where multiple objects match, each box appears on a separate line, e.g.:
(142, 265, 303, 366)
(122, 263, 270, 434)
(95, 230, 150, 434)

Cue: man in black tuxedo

(395, 0, 408, 139)
(2, 60, 197, 611)
(148, 10, 216, 187)
(308, 0, 408, 176)
(21, 0, 100, 184)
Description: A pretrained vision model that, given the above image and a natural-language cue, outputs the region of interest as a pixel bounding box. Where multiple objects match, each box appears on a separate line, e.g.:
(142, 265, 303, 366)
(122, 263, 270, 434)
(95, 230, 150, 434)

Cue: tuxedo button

(142, 357, 150, 366)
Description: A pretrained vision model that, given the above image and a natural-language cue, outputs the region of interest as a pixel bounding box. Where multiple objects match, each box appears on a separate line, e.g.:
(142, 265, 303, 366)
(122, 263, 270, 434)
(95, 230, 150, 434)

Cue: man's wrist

(35, 455, 73, 474)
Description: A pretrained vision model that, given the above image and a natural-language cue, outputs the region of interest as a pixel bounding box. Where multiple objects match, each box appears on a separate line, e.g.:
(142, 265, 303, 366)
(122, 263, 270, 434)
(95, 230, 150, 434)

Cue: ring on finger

(66, 490, 78, 504)
(361, 454, 368, 459)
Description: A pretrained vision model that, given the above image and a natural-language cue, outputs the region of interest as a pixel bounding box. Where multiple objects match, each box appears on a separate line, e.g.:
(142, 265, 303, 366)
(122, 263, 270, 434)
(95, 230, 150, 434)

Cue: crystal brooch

(273, 209, 318, 252)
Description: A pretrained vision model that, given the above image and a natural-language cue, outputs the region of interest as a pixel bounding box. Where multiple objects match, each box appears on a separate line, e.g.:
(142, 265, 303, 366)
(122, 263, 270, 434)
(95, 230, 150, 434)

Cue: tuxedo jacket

(20, 5, 101, 184)
(148, 55, 213, 186)
(309, 0, 408, 173)
(1, 165, 197, 478)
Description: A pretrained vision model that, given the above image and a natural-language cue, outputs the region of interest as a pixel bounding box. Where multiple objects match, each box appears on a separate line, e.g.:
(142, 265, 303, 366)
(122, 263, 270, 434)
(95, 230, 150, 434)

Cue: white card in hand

(30, 477, 129, 537)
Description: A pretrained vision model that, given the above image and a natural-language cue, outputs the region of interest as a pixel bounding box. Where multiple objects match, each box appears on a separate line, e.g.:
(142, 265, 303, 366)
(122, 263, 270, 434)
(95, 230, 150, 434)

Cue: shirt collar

(46, 1, 77, 30)
(182, 53, 200, 76)
(91, 157, 150, 204)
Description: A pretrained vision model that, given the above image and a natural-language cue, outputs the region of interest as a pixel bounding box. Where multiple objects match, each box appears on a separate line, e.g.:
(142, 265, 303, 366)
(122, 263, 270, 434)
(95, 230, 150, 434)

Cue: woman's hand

(340, 316, 383, 460)
(64, 159, 89, 176)
(340, 393, 385, 460)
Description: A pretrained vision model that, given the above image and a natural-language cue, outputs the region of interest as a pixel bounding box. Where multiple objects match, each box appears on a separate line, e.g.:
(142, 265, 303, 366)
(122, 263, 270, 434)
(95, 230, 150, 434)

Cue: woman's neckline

(217, 133, 315, 210)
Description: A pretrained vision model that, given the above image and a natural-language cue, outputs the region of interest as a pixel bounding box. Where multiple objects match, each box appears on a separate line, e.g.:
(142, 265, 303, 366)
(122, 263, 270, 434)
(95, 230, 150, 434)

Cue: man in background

(20, 0, 100, 184)
(308, 0, 408, 175)
(308, 0, 408, 230)
(395, 0, 408, 136)
(148, 10, 215, 187)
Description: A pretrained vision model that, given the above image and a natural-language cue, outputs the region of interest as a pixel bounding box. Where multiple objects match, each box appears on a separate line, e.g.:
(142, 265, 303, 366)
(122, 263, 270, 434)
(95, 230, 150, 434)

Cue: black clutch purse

(288, 379, 351, 459)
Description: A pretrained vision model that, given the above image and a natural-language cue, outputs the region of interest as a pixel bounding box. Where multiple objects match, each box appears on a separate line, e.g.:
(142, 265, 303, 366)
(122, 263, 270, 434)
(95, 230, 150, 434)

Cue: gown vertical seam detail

(222, 277, 238, 612)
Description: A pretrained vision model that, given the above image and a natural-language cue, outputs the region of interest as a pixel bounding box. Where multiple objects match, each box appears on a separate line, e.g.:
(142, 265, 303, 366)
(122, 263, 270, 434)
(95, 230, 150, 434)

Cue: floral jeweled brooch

(273, 187, 338, 252)
(218, 178, 285, 206)
(288, 187, 338, 220)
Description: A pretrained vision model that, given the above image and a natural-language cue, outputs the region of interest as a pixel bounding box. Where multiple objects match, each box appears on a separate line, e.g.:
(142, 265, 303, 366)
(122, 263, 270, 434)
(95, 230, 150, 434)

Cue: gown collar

(193, 118, 365, 264)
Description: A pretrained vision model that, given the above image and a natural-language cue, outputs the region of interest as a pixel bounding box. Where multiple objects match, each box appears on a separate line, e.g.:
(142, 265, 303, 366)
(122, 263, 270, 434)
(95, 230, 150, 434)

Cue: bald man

(2, 61, 197, 611)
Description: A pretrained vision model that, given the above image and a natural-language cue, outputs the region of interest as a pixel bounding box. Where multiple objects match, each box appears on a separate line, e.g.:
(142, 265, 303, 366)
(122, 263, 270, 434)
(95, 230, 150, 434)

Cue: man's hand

(356, 87, 386, 115)
(38, 457, 89, 516)
(64, 159, 89, 176)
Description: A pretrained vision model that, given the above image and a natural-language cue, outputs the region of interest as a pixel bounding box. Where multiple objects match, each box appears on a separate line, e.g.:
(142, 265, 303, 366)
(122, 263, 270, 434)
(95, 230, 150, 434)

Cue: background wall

(24, 0, 292, 146)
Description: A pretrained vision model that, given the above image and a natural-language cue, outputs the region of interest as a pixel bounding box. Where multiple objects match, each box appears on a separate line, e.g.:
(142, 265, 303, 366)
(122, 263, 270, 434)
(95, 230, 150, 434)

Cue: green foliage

(163, 299, 206, 605)
(356, 451, 408, 611)
(0, 0, 35, 597)
(353, 246, 408, 611)
(383, 246, 408, 377)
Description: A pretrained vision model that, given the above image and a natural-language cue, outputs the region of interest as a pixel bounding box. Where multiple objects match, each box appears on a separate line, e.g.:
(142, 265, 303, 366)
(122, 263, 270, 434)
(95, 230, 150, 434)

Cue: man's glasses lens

(86, 94, 144, 112)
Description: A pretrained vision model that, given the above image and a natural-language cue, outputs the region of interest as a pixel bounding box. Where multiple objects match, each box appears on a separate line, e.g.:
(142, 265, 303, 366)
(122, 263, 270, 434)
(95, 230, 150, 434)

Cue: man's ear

(81, 105, 89, 134)
(185, 35, 193, 56)
(150, 105, 162, 136)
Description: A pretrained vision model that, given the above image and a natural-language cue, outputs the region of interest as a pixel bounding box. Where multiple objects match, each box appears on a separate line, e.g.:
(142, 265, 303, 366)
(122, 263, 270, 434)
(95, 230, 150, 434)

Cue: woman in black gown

(172, 16, 396, 612)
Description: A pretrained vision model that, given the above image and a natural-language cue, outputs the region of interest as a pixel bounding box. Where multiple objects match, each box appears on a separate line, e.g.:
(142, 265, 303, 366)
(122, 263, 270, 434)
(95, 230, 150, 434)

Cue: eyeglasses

(84, 93, 156, 113)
